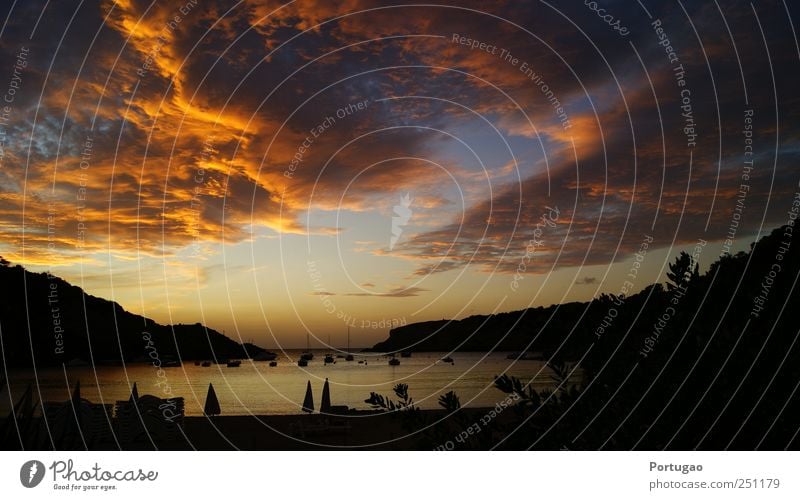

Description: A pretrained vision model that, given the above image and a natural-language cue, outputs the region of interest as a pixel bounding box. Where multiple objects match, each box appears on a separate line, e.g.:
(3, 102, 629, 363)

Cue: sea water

(2, 351, 572, 416)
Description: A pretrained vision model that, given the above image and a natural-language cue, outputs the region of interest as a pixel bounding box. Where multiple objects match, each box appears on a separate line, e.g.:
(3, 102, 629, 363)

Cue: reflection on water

(3, 351, 568, 416)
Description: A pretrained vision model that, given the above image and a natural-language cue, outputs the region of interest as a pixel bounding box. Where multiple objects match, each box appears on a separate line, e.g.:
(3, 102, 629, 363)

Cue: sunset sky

(0, 0, 798, 348)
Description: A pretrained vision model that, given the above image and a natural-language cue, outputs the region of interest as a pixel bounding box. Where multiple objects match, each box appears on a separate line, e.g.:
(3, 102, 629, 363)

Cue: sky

(0, 0, 798, 349)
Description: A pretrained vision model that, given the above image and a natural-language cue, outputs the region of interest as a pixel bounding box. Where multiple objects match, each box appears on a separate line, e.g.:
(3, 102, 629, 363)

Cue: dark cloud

(0, 0, 796, 285)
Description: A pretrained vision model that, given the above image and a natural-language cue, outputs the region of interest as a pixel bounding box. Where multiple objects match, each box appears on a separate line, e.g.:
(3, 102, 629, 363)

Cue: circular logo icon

(20, 460, 45, 488)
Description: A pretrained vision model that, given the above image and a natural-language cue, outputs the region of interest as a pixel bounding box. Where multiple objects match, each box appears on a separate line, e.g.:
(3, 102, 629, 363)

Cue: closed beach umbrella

(71, 380, 81, 403)
(302, 381, 314, 413)
(70, 380, 83, 430)
(204, 383, 221, 416)
(320, 378, 331, 413)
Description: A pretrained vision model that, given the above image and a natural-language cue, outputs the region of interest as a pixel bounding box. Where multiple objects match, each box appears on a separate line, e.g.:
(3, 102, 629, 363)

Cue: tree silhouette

(666, 251, 697, 290)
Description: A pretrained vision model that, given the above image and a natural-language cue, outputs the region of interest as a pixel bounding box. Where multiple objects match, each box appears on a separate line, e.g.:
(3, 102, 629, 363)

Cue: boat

(163, 359, 182, 367)
(201, 361, 212, 367)
(323, 334, 335, 364)
(345, 327, 355, 361)
(388, 354, 400, 366)
(226, 360, 241, 367)
(441, 356, 454, 364)
(269, 361, 278, 367)
(400, 351, 412, 358)
(298, 358, 308, 367)
(300, 332, 314, 361)
(253, 351, 278, 361)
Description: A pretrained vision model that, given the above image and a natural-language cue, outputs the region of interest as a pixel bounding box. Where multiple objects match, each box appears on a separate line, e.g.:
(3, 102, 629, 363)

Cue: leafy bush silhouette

(365, 227, 800, 450)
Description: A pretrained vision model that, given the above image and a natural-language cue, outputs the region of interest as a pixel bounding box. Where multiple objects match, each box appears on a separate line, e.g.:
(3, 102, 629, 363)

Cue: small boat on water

(388, 354, 400, 366)
(201, 361, 212, 367)
(300, 332, 314, 360)
(226, 360, 241, 367)
(163, 359, 182, 367)
(323, 333, 335, 364)
(345, 327, 355, 361)
(298, 358, 308, 367)
(269, 361, 278, 367)
(441, 356, 454, 364)
(253, 351, 278, 361)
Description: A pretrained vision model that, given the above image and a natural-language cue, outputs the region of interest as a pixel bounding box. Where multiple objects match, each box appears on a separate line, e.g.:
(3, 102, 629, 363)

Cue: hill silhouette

(372, 226, 800, 362)
(0, 259, 267, 368)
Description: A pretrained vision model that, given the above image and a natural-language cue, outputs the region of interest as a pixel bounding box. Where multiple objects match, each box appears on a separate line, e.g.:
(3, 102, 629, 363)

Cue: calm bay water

(3, 351, 564, 416)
